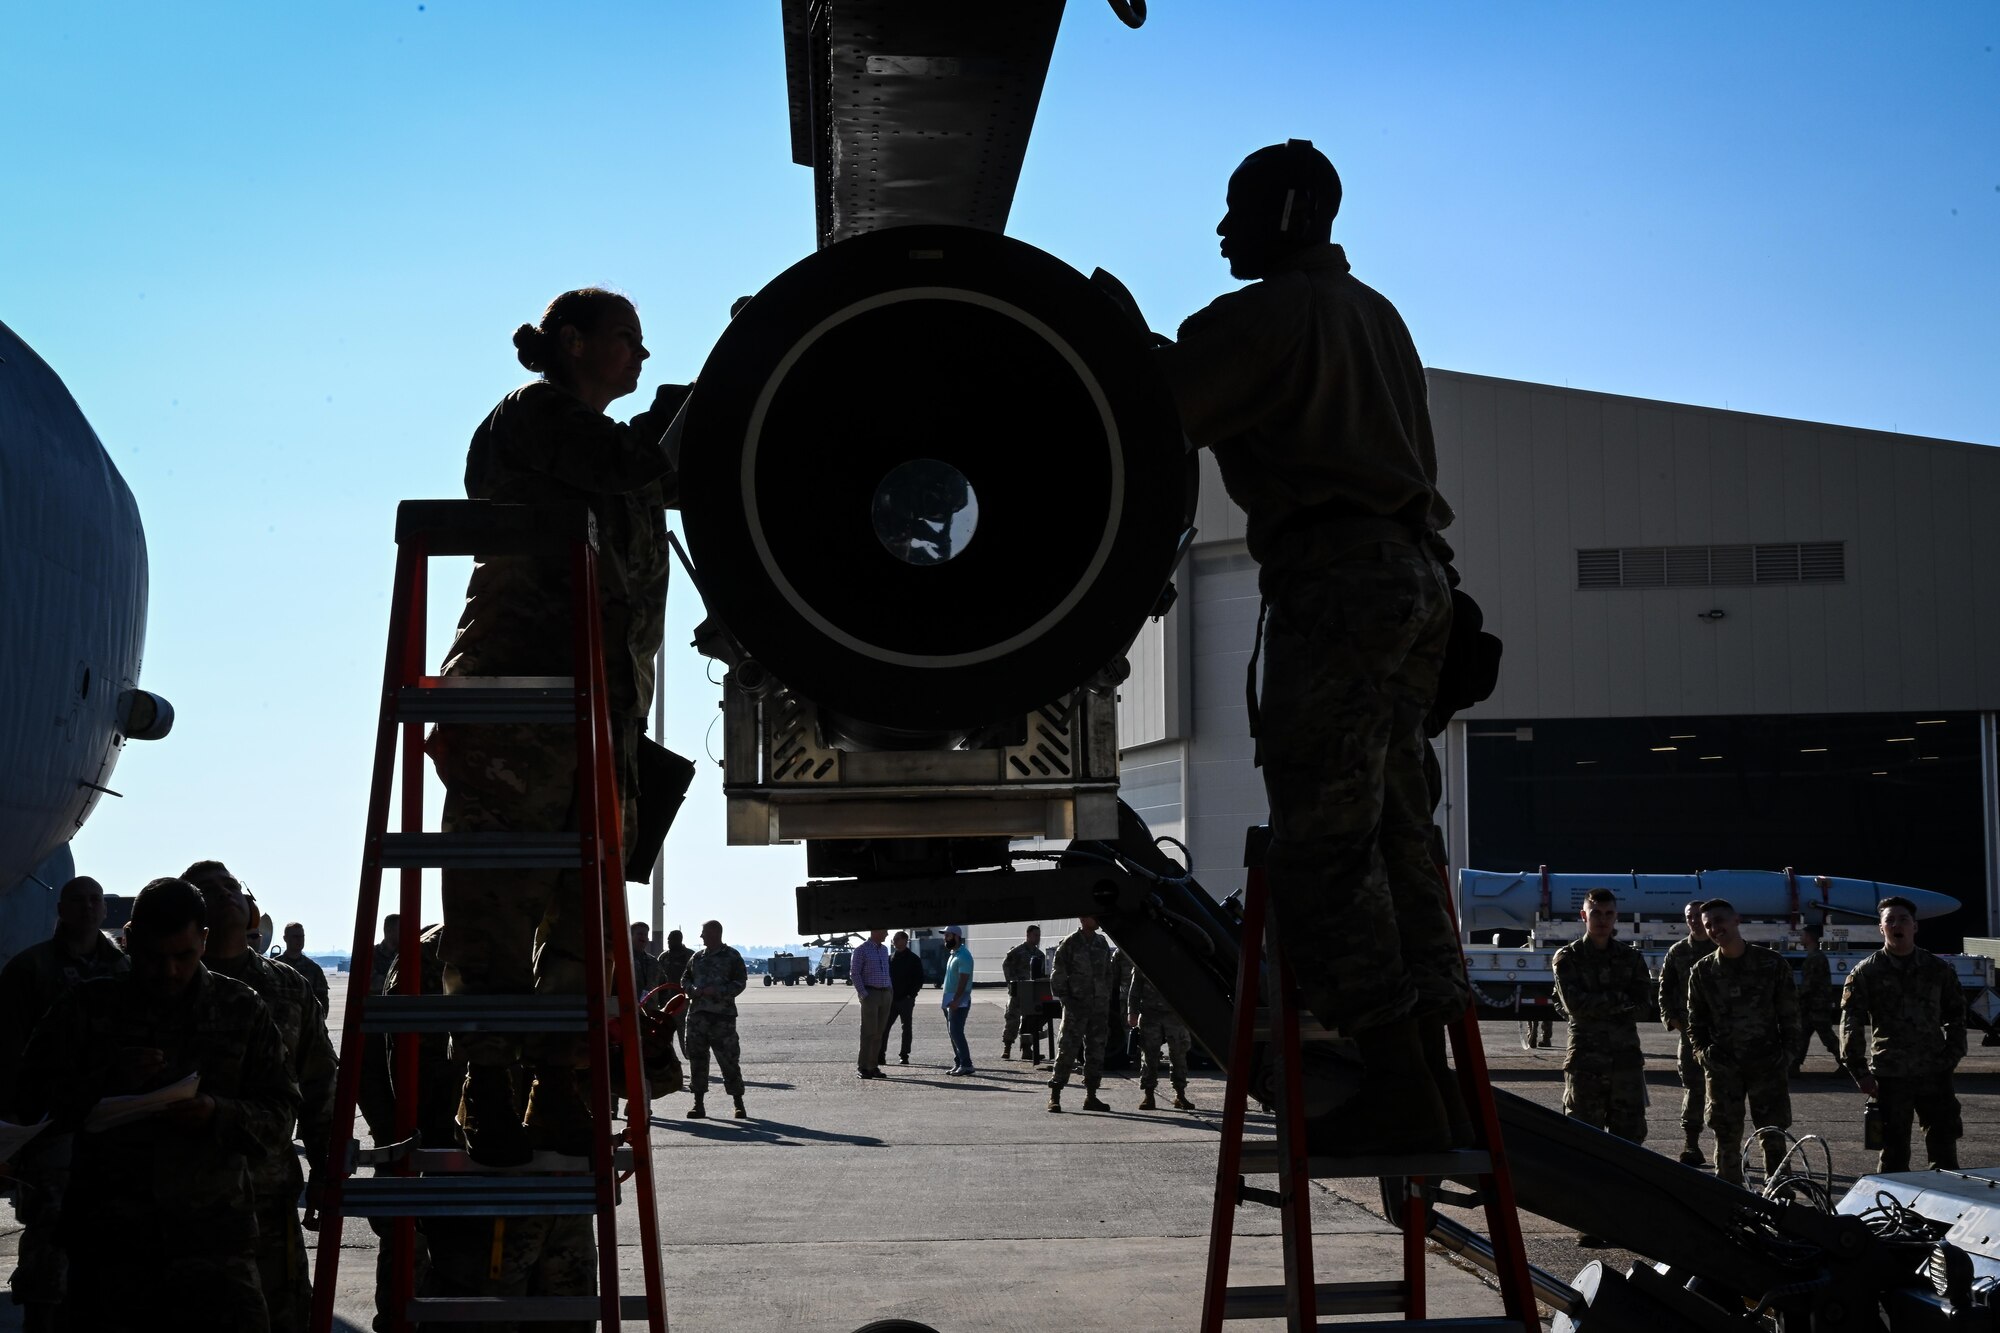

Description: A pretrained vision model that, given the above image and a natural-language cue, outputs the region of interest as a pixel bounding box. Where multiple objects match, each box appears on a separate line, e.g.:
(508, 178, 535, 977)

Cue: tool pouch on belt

(1426, 577, 1503, 737)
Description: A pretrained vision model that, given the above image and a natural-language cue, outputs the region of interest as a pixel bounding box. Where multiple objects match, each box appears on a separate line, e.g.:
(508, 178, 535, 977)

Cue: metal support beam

(1982, 711, 1999, 939)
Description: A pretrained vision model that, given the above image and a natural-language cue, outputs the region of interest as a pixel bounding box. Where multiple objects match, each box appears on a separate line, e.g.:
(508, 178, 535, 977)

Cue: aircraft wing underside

(782, 0, 1069, 246)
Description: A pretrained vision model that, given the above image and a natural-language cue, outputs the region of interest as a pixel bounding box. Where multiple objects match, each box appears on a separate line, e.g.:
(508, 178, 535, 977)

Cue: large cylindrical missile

(678, 225, 1194, 742)
(1459, 868, 1960, 933)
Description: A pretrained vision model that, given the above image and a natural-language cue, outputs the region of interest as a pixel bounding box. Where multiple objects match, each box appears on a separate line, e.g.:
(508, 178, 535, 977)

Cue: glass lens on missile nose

(870, 458, 978, 565)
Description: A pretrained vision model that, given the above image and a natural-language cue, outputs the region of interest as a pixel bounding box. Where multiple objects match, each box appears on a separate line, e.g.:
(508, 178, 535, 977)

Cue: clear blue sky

(6, 3, 1993, 951)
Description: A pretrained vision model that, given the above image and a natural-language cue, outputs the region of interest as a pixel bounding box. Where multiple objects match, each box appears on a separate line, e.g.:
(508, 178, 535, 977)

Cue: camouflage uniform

(1165, 242, 1467, 1036)
(436, 379, 682, 1069)
(18, 966, 300, 1333)
(1793, 948, 1839, 1070)
(1001, 940, 1045, 1055)
(1687, 945, 1800, 1184)
(1128, 966, 1191, 1097)
(277, 948, 330, 1017)
(1657, 934, 1716, 1148)
(631, 944, 662, 997)
(1550, 936, 1650, 1142)
(1048, 928, 1114, 1091)
(1841, 947, 1965, 1172)
(660, 939, 694, 1053)
(208, 948, 339, 1333)
(419, 1214, 596, 1333)
(0, 933, 128, 1314)
(682, 944, 748, 1098)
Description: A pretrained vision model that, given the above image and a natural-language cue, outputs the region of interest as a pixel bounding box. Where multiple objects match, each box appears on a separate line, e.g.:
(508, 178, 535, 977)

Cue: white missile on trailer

(1459, 867, 1961, 933)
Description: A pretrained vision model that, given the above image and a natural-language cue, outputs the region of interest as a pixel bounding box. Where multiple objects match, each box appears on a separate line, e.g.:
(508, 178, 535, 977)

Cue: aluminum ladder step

(343, 1173, 609, 1217)
(361, 994, 598, 1034)
(379, 832, 583, 870)
(396, 676, 577, 724)
(408, 1295, 652, 1323)
(1238, 1148, 1492, 1180)
(1221, 1279, 1405, 1320)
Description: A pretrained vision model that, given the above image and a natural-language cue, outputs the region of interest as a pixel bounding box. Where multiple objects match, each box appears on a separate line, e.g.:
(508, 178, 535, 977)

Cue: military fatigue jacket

(1050, 930, 1113, 1006)
(1161, 243, 1452, 573)
(1003, 941, 1048, 984)
(208, 948, 339, 1186)
(1797, 949, 1835, 1023)
(0, 932, 129, 1116)
(631, 946, 662, 996)
(444, 380, 684, 720)
(1686, 945, 1800, 1070)
(1127, 967, 1183, 1023)
(660, 942, 694, 986)
(278, 948, 331, 1016)
(1657, 935, 1715, 1031)
(1840, 947, 1966, 1080)
(18, 967, 299, 1243)
(682, 945, 748, 1018)
(1551, 937, 1650, 1072)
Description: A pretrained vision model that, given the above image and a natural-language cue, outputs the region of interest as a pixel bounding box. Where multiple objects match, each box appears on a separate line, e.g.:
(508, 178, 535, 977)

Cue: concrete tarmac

(6, 972, 1996, 1330)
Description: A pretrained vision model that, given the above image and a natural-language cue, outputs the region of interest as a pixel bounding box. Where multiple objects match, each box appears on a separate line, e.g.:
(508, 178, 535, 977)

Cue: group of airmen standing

(994, 920, 1198, 1115)
(1552, 889, 1965, 1190)
(0, 867, 336, 1333)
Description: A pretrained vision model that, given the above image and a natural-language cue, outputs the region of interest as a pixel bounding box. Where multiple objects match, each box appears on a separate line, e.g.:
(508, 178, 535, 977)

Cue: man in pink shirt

(851, 928, 893, 1079)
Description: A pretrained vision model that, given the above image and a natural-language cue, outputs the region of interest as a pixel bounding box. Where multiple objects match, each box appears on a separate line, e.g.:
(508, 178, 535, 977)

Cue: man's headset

(1271, 138, 1337, 240)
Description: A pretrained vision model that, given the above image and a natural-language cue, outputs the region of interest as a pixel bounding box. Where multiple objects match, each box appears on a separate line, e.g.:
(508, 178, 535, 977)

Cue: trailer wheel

(763, 975, 773, 986)
(850, 1323, 943, 1333)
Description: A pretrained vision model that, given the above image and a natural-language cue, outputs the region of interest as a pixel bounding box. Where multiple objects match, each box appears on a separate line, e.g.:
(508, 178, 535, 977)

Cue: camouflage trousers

(686, 1010, 744, 1097)
(1050, 1000, 1110, 1089)
(1793, 1019, 1839, 1069)
(6, 1132, 69, 1309)
(1258, 544, 1469, 1034)
(1562, 1065, 1648, 1143)
(67, 1231, 268, 1333)
(1703, 1055, 1792, 1184)
(1135, 1014, 1191, 1093)
(1875, 1073, 1962, 1173)
(422, 1214, 594, 1333)
(430, 721, 638, 1066)
(253, 1196, 312, 1333)
(1003, 990, 1026, 1048)
(369, 1218, 431, 1333)
(1676, 1032, 1706, 1136)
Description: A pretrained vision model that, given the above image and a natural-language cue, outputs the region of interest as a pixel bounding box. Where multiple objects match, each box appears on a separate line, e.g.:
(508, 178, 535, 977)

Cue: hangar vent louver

(1576, 542, 1845, 590)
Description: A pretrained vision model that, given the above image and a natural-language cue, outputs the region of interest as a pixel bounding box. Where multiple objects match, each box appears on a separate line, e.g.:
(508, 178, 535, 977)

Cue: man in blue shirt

(941, 926, 975, 1076)
(851, 927, 893, 1079)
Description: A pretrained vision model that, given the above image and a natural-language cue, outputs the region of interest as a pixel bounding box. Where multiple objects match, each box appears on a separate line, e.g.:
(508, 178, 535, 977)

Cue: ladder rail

(1198, 857, 1269, 1333)
(1266, 897, 1317, 1330)
(390, 546, 429, 1332)
(309, 537, 424, 1333)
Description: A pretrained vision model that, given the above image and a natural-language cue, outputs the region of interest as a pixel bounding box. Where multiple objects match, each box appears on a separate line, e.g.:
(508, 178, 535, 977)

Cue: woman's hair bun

(512, 322, 549, 373)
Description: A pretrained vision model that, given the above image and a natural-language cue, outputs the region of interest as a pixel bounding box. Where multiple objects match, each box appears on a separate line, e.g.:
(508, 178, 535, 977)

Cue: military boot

(1714, 1146, 1745, 1187)
(1047, 1088, 1063, 1113)
(459, 1064, 532, 1167)
(732, 1095, 747, 1119)
(1172, 1085, 1195, 1111)
(1003, 1042, 1014, 1060)
(1082, 1083, 1110, 1113)
(1678, 1131, 1706, 1167)
(523, 1067, 594, 1158)
(1419, 1019, 1475, 1148)
(1302, 1017, 1450, 1157)
(1138, 1089, 1157, 1110)
(686, 1096, 707, 1120)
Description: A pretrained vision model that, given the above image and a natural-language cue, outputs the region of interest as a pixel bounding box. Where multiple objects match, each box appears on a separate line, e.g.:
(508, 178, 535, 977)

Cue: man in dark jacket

(881, 932, 927, 1067)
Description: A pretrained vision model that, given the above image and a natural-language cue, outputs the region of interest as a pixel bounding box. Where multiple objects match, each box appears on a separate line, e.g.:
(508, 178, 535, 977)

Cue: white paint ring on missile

(740, 285, 1124, 669)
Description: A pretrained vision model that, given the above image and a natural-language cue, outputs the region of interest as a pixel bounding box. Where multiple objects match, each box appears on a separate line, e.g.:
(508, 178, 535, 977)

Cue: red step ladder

(309, 500, 668, 1331)
(1200, 830, 1538, 1332)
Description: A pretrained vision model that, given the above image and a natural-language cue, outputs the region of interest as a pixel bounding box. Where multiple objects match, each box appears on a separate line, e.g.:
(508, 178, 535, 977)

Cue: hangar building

(969, 370, 2000, 971)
